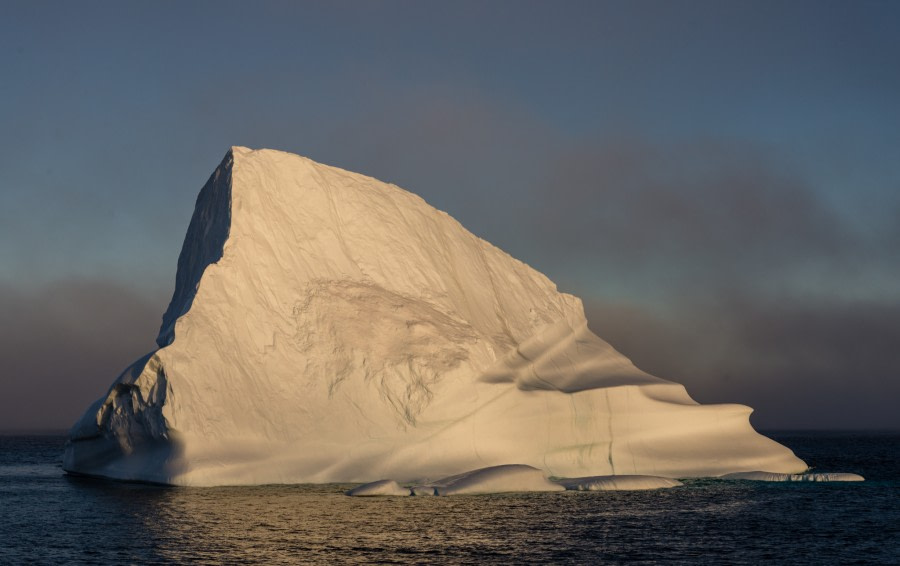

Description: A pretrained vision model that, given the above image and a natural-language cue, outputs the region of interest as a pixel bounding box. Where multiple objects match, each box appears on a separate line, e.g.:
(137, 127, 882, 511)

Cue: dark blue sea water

(1, 433, 897, 564)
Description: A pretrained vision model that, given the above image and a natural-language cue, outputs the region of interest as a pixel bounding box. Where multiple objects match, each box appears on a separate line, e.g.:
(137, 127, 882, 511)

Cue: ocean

(1, 432, 897, 564)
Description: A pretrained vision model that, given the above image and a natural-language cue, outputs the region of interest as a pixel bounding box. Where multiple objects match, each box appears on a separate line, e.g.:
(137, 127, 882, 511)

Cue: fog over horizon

(2, 1, 898, 431)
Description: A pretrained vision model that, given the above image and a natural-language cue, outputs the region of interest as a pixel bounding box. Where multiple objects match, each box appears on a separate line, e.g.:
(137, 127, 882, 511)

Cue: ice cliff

(63, 146, 807, 486)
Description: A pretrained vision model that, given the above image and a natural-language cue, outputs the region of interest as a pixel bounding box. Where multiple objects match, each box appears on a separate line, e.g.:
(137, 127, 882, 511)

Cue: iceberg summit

(63, 146, 809, 487)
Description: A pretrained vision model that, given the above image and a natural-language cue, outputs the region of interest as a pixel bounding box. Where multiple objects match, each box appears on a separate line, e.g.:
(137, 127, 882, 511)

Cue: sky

(1, 0, 898, 431)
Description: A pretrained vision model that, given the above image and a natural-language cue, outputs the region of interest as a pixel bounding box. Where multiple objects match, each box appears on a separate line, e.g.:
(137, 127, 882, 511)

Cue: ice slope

(62, 146, 807, 486)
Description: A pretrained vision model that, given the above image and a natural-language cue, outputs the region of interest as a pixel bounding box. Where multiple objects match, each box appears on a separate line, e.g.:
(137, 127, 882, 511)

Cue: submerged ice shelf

(64, 146, 814, 487)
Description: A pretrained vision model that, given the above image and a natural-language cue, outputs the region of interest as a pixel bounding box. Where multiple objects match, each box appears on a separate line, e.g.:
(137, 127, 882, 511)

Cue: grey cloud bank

(0, 280, 160, 430)
(587, 297, 900, 430)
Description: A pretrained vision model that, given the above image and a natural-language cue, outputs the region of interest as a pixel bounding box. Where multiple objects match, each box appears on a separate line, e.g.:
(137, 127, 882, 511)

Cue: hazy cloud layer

(586, 296, 900, 430)
(533, 139, 857, 286)
(0, 280, 161, 430)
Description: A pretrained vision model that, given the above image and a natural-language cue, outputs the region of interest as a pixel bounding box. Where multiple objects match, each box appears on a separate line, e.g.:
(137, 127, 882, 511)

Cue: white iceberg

(63, 146, 808, 486)
(720, 471, 864, 482)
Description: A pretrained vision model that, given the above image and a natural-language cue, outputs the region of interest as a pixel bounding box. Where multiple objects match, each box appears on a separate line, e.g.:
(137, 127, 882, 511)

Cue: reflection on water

(137, 485, 709, 563)
(55, 477, 890, 564)
(1, 434, 899, 564)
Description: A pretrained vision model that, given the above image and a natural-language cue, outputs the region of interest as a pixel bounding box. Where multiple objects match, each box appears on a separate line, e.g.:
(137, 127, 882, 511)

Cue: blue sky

(2, 0, 898, 429)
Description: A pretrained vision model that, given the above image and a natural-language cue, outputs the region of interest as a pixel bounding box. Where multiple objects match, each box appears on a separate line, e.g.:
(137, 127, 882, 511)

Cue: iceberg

(63, 146, 808, 486)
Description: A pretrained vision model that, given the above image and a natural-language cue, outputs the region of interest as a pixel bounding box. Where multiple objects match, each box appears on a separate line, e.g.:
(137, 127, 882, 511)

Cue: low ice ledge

(347, 465, 683, 496)
(346, 465, 865, 496)
(719, 471, 864, 482)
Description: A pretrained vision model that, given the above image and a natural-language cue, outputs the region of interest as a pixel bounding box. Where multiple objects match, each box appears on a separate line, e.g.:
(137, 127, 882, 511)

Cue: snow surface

(63, 146, 808, 486)
(720, 471, 864, 482)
